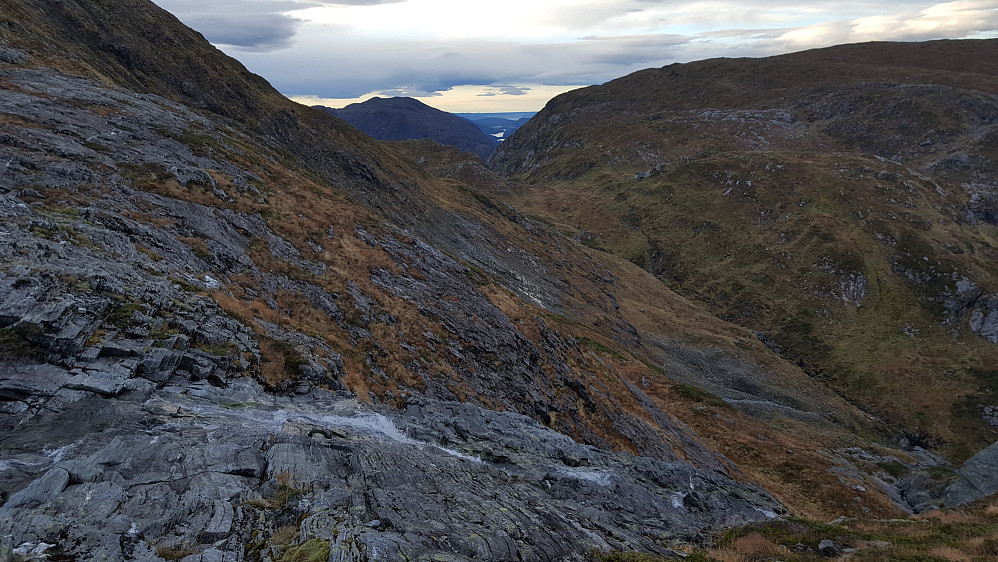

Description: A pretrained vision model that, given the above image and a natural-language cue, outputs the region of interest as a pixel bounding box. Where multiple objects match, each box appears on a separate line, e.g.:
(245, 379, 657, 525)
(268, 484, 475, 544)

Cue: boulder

(943, 439, 998, 506)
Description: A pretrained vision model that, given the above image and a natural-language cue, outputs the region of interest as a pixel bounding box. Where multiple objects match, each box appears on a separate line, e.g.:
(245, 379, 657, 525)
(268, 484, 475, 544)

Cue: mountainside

(490, 39, 998, 463)
(0, 1, 930, 560)
(322, 97, 498, 160)
(3, 1, 998, 559)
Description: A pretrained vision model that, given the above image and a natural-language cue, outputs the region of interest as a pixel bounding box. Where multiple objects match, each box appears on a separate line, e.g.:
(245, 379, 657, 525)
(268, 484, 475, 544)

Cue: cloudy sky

(153, 0, 998, 112)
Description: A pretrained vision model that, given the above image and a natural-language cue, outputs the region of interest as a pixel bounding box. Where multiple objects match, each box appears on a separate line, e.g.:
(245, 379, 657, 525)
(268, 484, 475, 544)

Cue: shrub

(0, 327, 35, 358)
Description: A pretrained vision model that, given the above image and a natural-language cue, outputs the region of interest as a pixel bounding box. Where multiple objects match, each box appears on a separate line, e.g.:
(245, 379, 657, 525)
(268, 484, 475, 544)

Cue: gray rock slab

(0, 362, 72, 400)
(944, 439, 998, 507)
(65, 361, 136, 396)
(4, 467, 69, 508)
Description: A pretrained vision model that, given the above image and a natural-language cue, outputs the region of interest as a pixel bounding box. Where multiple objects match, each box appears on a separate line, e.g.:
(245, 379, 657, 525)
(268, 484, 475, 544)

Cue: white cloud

(154, 0, 404, 50)
(775, 0, 998, 49)
(477, 85, 532, 97)
(157, 0, 998, 111)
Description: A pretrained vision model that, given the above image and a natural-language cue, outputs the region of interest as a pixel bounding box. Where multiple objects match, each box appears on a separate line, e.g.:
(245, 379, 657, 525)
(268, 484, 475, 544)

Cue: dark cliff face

(322, 97, 499, 160)
(490, 39, 998, 462)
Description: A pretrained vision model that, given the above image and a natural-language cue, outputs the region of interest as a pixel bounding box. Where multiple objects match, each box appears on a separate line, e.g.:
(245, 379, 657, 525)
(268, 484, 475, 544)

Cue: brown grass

(82, 103, 123, 116)
(705, 494, 998, 561)
(928, 545, 972, 561)
(918, 509, 973, 524)
(135, 243, 163, 261)
(270, 525, 299, 545)
(176, 235, 210, 259)
(731, 532, 785, 555)
(0, 111, 51, 128)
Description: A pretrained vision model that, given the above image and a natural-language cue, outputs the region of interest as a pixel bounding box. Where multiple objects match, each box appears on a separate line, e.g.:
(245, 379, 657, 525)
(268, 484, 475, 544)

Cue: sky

(153, 0, 998, 112)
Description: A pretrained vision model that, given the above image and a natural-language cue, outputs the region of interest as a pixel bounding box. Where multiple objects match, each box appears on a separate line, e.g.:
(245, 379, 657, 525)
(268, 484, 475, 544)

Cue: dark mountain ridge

(321, 96, 498, 160)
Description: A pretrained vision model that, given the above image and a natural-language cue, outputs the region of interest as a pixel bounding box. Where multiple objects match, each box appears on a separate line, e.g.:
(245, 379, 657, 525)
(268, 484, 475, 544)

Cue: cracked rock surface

(0, 355, 781, 561)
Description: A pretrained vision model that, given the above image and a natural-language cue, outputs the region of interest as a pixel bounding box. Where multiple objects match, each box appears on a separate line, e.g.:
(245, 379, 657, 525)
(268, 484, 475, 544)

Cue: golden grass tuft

(270, 525, 299, 546)
(731, 532, 785, 555)
(927, 546, 972, 561)
(918, 509, 973, 524)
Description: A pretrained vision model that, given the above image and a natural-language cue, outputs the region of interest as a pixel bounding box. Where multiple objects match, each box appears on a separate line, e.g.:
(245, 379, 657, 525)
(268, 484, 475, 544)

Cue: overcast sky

(153, 0, 998, 112)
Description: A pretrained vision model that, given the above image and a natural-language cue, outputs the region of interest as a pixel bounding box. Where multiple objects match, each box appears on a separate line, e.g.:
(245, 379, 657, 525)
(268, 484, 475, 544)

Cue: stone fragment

(5, 467, 70, 508)
(818, 539, 843, 557)
(944, 439, 998, 507)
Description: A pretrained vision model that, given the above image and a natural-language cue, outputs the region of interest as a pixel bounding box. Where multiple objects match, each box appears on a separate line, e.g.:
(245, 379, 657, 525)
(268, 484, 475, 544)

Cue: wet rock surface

(0, 356, 781, 561)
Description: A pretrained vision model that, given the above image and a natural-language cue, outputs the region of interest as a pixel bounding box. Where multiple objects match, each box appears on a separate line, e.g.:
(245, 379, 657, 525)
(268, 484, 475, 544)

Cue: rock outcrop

(944, 440, 998, 507)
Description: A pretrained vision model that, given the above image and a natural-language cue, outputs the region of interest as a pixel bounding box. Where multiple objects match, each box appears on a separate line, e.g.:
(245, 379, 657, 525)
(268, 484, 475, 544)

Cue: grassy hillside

(491, 39, 998, 461)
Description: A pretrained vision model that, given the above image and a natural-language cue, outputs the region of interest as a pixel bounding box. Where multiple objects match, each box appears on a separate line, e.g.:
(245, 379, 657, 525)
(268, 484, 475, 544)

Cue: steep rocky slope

(321, 97, 498, 161)
(490, 39, 998, 463)
(0, 1, 921, 560)
(0, 55, 782, 562)
(3, 1, 997, 559)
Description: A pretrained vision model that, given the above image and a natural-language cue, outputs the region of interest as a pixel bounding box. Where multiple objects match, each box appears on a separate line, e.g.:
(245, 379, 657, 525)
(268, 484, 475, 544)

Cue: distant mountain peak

(320, 96, 499, 160)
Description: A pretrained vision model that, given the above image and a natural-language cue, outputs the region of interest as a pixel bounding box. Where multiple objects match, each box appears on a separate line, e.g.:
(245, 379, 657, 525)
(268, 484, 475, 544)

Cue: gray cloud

(158, 0, 998, 104)
(154, 0, 405, 51)
(578, 34, 693, 65)
(231, 33, 702, 98)
(185, 14, 304, 51)
(477, 85, 532, 97)
(374, 87, 442, 97)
